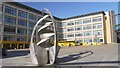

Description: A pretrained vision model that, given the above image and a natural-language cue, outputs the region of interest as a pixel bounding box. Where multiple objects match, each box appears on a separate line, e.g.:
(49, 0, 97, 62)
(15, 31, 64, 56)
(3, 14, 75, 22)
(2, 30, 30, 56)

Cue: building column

(23, 44, 25, 49)
(10, 44, 12, 49)
(17, 44, 19, 49)
(2, 43, 3, 48)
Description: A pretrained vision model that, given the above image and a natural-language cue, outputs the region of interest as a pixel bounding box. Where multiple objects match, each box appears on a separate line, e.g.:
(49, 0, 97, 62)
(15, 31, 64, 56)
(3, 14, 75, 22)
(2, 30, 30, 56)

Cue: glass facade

(75, 26, 82, 31)
(57, 34, 63, 39)
(38, 16, 42, 21)
(63, 34, 66, 38)
(77, 39, 83, 42)
(3, 35, 16, 41)
(62, 22, 66, 27)
(67, 28, 74, 31)
(62, 28, 66, 33)
(94, 37, 103, 42)
(67, 34, 74, 38)
(84, 38, 92, 43)
(17, 27, 27, 35)
(0, 13, 2, 24)
(0, 3, 2, 12)
(93, 23, 102, 29)
(67, 21, 74, 26)
(5, 5, 16, 16)
(57, 23, 62, 27)
(17, 36, 26, 41)
(18, 19, 27, 27)
(0, 36, 1, 41)
(29, 29, 33, 35)
(116, 24, 120, 30)
(0, 26, 2, 33)
(83, 18, 91, 24)
(18, 10, 27, 18)
(57, 28, 63, 32)
(93, 30, 102, 36)
(4, 25, 16, 34)
(4, 15, 16, 25)
(83, 25, 91, 30)
(28, 21, 35, 28)
(84, 31, 92, 36)
(29, 13, 37, 21)
(75, 33, 82, 37)
(93, 16, 102, 22)
(75, 19, 82, 25)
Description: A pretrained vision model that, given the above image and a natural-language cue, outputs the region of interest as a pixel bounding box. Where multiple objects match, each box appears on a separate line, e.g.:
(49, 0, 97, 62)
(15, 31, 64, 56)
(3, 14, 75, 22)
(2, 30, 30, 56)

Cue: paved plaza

(1, 43, 120, 67)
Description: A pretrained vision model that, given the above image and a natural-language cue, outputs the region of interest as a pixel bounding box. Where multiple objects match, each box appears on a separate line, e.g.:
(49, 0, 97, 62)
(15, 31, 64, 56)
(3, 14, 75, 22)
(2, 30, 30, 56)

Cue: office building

(116, 24, 120, 43)
(60, 11, 117, 44)
(0, 2, 117, 49)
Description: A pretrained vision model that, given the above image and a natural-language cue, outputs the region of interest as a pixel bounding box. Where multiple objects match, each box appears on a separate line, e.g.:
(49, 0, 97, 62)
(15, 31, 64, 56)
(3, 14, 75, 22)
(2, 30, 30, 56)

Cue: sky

(21, 2, 118, 18)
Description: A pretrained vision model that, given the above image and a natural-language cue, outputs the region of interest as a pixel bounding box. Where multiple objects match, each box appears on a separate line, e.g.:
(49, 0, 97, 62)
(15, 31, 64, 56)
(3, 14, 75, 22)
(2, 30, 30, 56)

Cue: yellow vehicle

(58, 41, 76, 47)
(79, 42, 84, 45)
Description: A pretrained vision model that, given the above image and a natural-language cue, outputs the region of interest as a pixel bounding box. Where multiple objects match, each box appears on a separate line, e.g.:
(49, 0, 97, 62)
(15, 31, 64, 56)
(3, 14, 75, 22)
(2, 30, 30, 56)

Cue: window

(83, 18, 91, 24)
(67, 21, 74, 26)
(0, 4, 3, 12)
(93, 23, 102, 29)
(0, 36, 1, 41)
(28, 21, 36, 28)
(0, 14, 2, 24)
(75, 26, 82, 31)
(75, 19, 82, 25)
(17, 27, 27, 35)
(94, 37, 103, 42)
(5, 5, 16, 16)
(63, 34, 66, 38)
(29, 13, 37, 21)
(77, 39, 83, 43)
(17, 36, 26, 41)
(84, 31, 92, 36)
(62, 28, 66, 32)
(3, 35, 16, 41)
(29, 29, 33, 35)
(93, 16, 102, 22)
(38, 16, 42, 21)
(57, 23, 62, 27)
(18, 19, 27, 27)
(57, 34, 63, 38)
(75, 33, 82, 37)
(98, 24, 102, 28)
(100, 38, 103, 42)
(4, 15, 16, 25)
(67, 28, 74, 31)
(93, 30, 102, 36)
(57, 28, 63, 32)
(84, 38, 92, 43)
(67, 34, 74, 38)
(0, 26, 2, 33)
(62, 22, 66, 27)
(83, 25, 91, 30)
(4, 25, 16, 34)
(116, 25, 120, 30)
(18, 10, 27, 18)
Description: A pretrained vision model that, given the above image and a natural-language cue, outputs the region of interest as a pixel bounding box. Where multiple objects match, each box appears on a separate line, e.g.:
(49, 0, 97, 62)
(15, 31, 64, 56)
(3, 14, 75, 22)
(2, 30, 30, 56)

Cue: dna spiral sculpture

(30, 9, 58, 66)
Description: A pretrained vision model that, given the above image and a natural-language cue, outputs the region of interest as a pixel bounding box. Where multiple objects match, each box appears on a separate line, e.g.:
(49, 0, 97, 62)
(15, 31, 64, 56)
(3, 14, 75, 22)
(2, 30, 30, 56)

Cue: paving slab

(1, 43, 120, 67)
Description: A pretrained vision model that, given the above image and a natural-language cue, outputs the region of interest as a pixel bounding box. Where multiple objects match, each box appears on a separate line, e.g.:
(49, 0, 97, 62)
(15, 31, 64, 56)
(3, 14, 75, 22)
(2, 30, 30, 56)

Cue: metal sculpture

(30, 9, 58, 66)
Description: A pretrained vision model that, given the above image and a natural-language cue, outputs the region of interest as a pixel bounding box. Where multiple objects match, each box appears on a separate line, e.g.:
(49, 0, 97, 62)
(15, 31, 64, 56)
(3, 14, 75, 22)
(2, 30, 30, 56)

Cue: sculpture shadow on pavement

(57, 51, 93, 64)
(2, 50, 30, 58)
